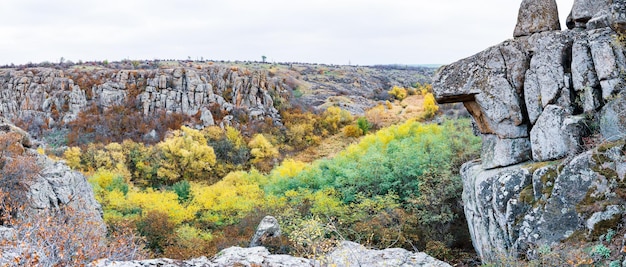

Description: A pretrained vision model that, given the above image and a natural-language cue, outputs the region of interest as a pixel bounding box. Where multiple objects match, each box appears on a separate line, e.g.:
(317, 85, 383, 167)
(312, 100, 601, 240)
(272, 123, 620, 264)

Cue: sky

(0, 0, 575, 66)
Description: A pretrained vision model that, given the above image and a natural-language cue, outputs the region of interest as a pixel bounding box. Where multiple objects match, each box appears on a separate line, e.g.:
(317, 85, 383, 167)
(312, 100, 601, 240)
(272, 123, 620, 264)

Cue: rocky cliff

(433, 0, 626, 262)
(0, 61, 432, 139)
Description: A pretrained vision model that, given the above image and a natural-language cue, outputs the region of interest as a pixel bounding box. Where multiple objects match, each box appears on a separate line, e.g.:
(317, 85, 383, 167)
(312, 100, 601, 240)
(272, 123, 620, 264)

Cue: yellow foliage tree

(422, 93, 439, 120)
(191, 172, 264, 224)
(64, 147, 82, 170)
(321, 106, 353, 134)
(157, 126, 216, 183)
(127, 188, 199, 225)
(225, 126, 245, 149)
(248, 134, 279, 163)
(388, 86, 408, 100)
(343, 125, 363, 138)
(272, 159, 307, 178)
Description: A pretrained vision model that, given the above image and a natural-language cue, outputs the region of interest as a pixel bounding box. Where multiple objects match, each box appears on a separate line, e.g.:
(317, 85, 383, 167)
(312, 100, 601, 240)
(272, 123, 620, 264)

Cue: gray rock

(481, 135, 532, 169)
(600, 95, 626, 141)
(249, 216, 281, 247)
(200, 107, 215, 127)
(588, 28, 626, 100)
(327, 241, 452, 267)
(609, 0, 626, 34)
(571, 33, 600, 94)
(433, 41, 529, 139)
(586, 205, 622, 231)
(464, 144, 626, 263)
(91, 241, 452, 267)
(530, 105, 571, 161)
(0, 226, 15, 241)
(587, 10, 611, 30)
(531, 164, 558, 201)
(514, 0, 561, 37)
(461, 160, 532, 261)
(571, 0, 610, 27)
(523, 31, 574, 124)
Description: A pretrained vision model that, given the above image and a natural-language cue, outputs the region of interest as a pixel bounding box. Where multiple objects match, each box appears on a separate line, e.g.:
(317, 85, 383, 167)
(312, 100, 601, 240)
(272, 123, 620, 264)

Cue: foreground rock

(463, 141, 626, 260)
(91, 241, 451, 267)
(433, 0, 626, 263)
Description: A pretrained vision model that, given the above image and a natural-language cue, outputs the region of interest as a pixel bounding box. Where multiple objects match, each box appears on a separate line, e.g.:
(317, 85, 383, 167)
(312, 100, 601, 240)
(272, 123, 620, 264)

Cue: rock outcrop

(433, 0, 626, 262)
(0, 62, 433, 137)
(0, 118, 104, 227)
(0, 65, 286, 131)
(91, 241, 451, 267)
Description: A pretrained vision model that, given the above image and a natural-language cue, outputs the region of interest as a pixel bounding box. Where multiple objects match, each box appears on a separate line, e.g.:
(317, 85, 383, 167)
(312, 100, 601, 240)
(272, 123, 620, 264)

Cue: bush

(172, 180, 192, 203)
(0, 191, 147, 266)
(421, 92, 439, 120)
(388, 86, 408, 100)
(356, 117, 371, 135)
(343, 125, 362, 137)
(137, 210, 176, 254)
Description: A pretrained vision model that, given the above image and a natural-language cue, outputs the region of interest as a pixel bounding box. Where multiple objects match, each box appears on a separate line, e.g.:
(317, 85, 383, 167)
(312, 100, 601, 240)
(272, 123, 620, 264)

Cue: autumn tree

(388, 86, 408, 100)
(157, 126, 217, 184)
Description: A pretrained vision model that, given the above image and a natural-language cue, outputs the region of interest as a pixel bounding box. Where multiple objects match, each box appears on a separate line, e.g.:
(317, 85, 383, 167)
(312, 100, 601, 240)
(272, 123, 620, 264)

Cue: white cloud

(0, 0, 576, 65)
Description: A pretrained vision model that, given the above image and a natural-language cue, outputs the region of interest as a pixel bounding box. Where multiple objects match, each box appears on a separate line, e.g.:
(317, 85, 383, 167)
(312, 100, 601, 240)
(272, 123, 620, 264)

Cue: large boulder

(530, 105, 572, 161)
(0, 118, 104, 229)
(514, 0, 561, 37)
(433, 40, 529, 140)
(326, 241, 452, 267)
(570, 0, 610, 28)
(588, 28, 626, 100)
(463, 142, 626, 262)
(523, 31, 574, 124)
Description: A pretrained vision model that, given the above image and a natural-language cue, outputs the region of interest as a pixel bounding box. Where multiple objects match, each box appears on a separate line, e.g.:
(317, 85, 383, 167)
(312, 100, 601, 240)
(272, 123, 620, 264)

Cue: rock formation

(433, 0, 626, 262)
(0, 117, 106, 264)
(0, 65, 286, 131)
(0, 62, 432, 137)
(0, 117, 103, 224)
(91, 241, 451, 267)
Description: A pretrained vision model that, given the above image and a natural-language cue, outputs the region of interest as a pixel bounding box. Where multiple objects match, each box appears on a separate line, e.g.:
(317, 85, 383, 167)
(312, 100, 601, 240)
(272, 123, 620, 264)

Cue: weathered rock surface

(514, 0, 561, 37)
(91, 241, 451, 267)
(609, 0, 626, 34)
(570, 0, 610, 28)
(249, 215, 281, 247)
(433, 2, 625, 169)
(326, 241, 452, 267)
(433, 0, 626, 263)
(0, 118, 104, 230)
(462, 143, 626, 261)
(600, 94, 626, 141)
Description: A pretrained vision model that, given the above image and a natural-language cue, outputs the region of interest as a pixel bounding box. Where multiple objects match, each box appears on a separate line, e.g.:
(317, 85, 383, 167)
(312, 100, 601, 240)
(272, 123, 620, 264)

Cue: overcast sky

(0, 0, 575, 66)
